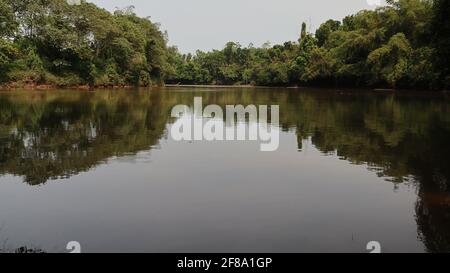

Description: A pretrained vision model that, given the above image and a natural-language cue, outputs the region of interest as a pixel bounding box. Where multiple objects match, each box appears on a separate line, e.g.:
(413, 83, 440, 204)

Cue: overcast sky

(89, 0, 386, 53)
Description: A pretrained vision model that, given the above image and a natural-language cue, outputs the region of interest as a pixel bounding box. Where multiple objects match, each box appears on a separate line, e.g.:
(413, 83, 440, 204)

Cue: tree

(1, 0, 445, 90)
(0, 0, 172, 86)
(300, 22, 307, 42)
(431, 0, 450, 88)
(368, 33, 412, 87)
(0, 0, 17, 38)
(315, 20, 341, 47)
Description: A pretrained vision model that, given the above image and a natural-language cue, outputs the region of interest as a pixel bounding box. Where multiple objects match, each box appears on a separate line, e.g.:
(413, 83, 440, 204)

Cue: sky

(88, 0, 386, 53)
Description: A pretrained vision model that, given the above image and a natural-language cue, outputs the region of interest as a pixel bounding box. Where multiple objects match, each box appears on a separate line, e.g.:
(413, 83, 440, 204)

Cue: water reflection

(0, 88, 449, 252)
(0, 90, 169, 185)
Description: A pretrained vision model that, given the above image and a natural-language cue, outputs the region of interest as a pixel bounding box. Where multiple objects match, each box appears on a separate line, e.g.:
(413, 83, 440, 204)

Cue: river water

(0, 87, 449, 253)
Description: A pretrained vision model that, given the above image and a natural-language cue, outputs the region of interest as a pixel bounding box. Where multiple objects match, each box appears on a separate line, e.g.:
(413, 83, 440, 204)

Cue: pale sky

(89, 0, 386, 53)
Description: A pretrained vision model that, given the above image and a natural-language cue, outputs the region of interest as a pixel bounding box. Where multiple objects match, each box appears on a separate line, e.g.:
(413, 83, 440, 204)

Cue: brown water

(0, 87, 449, 253)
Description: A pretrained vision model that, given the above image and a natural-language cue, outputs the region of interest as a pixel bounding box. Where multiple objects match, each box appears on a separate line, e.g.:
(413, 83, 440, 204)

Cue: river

(0, 87, 449, 253)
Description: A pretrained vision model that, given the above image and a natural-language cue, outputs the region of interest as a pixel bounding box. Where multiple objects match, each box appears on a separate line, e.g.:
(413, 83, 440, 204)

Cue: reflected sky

(0, 87, 449, 252)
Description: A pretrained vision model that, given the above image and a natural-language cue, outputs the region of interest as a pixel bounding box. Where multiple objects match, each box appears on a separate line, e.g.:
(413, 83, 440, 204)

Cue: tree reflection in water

(0, 88, 449, 252)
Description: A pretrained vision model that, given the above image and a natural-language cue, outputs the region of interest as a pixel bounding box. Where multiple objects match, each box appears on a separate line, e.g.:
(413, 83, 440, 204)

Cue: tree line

(0, 0, 449, 89)
(167, 0, 449, 90)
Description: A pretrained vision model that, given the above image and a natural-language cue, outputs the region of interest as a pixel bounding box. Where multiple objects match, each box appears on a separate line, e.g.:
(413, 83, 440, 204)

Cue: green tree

(368, 33, 412, 87)
(0, 0, 172, 87)
(315, 19, 341, 47)
(431, 0, 450, 88)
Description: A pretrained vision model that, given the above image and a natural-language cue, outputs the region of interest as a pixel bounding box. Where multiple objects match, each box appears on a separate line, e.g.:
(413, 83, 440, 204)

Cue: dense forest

(167, 0, 450, 90)
(0, 0, 173, 87)
(0, 0, 449, 89)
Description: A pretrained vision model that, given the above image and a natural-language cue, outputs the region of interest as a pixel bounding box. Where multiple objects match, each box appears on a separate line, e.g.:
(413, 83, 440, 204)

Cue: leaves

(167, 0, 445, 90)
(0, 0, 172, 86)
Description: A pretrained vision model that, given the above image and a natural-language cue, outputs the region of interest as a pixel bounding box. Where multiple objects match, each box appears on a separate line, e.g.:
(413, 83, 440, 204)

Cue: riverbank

(165, 84, 298, 89)
(1, 82, 448, 93)
(165, 84, 450, 93)
(0, 83, 157, 90)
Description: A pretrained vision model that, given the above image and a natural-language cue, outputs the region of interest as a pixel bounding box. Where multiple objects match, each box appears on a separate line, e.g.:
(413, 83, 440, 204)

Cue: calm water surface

(0, 87, 449, 253)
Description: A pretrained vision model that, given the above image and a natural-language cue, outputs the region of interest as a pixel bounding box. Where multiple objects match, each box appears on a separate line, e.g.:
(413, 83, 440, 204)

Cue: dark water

(0, 87, 449, 253)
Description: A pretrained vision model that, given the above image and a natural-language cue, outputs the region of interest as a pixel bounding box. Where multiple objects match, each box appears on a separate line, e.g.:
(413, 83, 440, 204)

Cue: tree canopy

(0, 0, 173, 87)
(167, 0, 449, 90)
(0, 0, 448, 89)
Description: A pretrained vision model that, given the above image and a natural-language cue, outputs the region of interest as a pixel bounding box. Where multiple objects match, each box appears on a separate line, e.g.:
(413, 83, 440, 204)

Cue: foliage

(167, 0, 448, 90)
(0, 0, 447, 89)
(0, 0, 172, 87)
